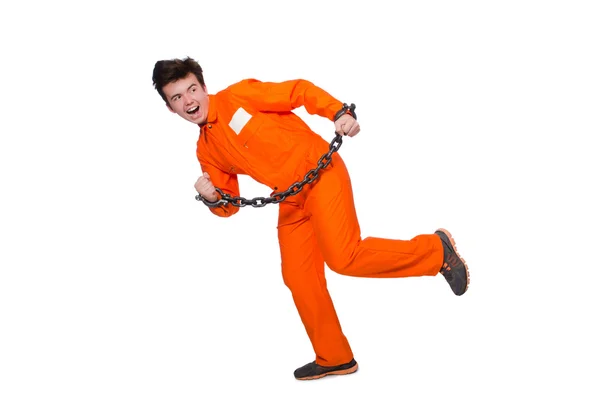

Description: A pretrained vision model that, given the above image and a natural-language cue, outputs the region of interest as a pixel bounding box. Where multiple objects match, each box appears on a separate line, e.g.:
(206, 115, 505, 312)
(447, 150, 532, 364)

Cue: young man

(152, 57, 470, 381)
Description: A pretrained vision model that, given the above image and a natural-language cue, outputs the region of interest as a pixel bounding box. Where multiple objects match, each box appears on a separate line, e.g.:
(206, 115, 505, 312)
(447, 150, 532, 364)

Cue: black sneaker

(294, 359, 358, 380)
(435, 228, 470, 296)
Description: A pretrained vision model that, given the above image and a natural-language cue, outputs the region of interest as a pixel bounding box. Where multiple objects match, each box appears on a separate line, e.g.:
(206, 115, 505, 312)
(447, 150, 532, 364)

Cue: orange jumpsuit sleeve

(199, 160, 240, 218)
(229, 79, 344, 120)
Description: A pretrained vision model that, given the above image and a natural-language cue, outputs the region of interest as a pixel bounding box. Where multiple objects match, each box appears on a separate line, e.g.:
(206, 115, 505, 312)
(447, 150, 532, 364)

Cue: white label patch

(229, 107, 253, 135)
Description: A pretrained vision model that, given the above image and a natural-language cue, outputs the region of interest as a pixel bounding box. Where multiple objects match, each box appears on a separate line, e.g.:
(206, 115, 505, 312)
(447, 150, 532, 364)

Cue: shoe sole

(436, 228, 470, 295)
(296, 362, 359, 380)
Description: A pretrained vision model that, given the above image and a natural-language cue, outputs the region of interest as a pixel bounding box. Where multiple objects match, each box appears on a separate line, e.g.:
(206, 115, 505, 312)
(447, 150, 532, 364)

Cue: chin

(185, 116, 199, 124)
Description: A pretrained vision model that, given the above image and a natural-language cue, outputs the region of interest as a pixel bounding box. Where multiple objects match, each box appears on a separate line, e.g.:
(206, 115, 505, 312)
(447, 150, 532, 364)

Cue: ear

(166, 103, 175, 113)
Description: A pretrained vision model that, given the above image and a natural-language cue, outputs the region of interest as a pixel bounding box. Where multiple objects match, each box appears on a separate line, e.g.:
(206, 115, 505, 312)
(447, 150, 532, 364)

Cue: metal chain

(195, 134, 343, 208)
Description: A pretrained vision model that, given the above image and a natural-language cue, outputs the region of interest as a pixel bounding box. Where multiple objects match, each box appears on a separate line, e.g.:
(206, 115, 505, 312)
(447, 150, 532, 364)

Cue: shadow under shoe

(435, 228, 470, 296)
(294, 359, 358, 380)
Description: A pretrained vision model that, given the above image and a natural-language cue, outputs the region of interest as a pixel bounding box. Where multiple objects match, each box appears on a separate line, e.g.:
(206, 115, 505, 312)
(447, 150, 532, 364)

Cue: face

(162, 73, 209, 125)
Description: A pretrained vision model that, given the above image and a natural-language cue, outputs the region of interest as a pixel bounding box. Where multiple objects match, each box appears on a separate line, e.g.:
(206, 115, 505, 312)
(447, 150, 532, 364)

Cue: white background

(1, 1, 599, 396)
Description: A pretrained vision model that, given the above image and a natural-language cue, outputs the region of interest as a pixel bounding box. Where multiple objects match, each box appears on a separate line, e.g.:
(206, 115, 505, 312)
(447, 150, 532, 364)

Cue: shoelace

(441, 263, 454, 280)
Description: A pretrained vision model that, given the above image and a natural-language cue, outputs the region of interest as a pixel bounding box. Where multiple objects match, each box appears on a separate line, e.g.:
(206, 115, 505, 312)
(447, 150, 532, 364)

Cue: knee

(281, 265, 303, 291)
(281, 261, 327, 292)
(326, 256, 352, 275)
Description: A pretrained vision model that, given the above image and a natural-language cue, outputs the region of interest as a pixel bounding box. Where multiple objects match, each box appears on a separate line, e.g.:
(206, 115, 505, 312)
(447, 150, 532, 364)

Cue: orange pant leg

(278, 152, 444, 366)
(278, 202, 354, 367)
(305, 152, 444, 278)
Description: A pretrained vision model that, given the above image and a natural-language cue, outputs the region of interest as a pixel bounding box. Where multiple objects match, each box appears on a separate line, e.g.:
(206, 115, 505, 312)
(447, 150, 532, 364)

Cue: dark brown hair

(152, 57, 205, 105)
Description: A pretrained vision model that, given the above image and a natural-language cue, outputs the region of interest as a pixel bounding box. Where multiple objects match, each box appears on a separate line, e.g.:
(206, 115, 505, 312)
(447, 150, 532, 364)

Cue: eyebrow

(170, 83, 197, 101)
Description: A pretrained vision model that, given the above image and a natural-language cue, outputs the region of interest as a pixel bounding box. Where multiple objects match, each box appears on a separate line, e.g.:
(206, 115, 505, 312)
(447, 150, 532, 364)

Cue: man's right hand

(194, 172, 218, 202)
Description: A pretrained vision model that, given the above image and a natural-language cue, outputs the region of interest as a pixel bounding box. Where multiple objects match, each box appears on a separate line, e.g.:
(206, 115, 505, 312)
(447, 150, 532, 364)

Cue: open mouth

(186, 106, 199, 115)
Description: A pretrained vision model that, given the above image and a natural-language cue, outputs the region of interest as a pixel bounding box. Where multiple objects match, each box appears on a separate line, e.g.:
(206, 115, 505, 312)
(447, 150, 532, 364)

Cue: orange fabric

(196, 79, 340, 217)
(196, 79, 443, 366)
(278, 153, 443, 366)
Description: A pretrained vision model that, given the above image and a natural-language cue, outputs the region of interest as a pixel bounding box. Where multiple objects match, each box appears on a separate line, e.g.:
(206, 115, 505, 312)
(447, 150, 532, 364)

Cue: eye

(191, 87, 196, 92)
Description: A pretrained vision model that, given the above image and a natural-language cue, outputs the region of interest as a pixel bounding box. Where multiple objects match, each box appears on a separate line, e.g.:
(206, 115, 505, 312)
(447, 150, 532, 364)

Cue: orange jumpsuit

(196, 79, 444, 366)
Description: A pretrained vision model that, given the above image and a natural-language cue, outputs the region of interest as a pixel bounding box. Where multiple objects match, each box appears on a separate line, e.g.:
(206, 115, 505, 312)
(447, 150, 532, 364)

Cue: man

(152, 57, 470, 381)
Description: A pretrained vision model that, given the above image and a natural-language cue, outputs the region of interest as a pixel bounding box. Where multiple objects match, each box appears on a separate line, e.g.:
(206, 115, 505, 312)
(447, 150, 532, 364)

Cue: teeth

(187, 106, 199, 114)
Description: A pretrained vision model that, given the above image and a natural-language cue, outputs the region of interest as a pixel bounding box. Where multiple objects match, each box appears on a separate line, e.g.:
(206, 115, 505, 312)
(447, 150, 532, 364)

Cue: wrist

(333, 103, 357, 121)
(200, 192, 219, 203)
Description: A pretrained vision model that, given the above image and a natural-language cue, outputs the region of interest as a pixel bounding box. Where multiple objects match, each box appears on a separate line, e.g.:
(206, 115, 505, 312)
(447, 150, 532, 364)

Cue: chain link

(195, 134, 344, 208)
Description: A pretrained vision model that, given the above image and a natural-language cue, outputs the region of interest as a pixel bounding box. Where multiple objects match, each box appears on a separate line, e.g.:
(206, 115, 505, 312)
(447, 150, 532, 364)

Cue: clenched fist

(334, 114, 360, 137)
(194, 172, 218, 202)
